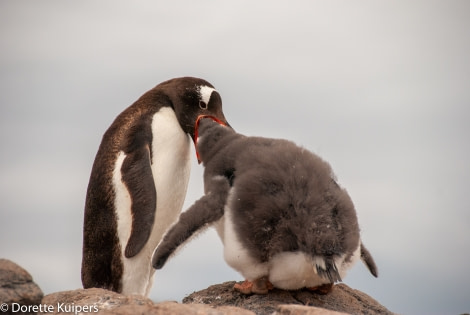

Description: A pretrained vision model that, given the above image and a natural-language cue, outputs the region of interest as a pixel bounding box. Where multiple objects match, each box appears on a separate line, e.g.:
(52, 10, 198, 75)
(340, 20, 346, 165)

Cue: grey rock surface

(0, 259, 44, 314)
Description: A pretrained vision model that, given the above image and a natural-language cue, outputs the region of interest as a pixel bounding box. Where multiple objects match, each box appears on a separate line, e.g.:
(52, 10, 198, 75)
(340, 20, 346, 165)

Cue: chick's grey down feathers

(152, 119, 378, 282)
(152, 176, 230, 269)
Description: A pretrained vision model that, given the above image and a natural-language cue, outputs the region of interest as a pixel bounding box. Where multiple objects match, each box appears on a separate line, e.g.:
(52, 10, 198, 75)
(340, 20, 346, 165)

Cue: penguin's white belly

(269, 252, 329, 289)
(268, 249, 360, 290)
(114, 107, 191, 295)
(221, 190, 361, 290)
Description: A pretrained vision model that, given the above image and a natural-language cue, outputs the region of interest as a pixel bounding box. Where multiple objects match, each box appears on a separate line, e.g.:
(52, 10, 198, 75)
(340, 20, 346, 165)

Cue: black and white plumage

(152, 117, 377, 294)
(81, 77, 229, 296)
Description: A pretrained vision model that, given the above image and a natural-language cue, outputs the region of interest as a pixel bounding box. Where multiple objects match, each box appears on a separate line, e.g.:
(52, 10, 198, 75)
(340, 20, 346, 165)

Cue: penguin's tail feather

(152, 177, 230, 269)
(360, 242, 378, 277)
(315, 258, 342, 283)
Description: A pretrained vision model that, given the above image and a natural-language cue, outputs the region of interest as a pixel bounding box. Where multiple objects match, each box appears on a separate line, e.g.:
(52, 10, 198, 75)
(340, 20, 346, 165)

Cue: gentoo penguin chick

(81, 77, 229, 296)
(152, 117, 378, 294)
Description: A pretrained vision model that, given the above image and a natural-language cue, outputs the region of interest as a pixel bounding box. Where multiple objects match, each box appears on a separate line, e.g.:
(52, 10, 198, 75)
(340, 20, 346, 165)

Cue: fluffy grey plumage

(152, 118, 377, 288)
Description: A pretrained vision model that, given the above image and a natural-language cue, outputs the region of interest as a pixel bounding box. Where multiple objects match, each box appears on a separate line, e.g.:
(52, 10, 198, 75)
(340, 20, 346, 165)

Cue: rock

(36, 280, 393, 315)
(183, 281, 394, 315)
(40, 287, 255, 315)
(275, 305, 349, 315)
(0, 259, 44, 314)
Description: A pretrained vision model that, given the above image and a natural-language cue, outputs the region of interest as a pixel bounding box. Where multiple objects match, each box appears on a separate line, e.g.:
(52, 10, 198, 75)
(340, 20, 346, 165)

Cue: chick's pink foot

(234, 277, 274, 295)
(307, 283, 334, 295)
(233, 280, 253, 294)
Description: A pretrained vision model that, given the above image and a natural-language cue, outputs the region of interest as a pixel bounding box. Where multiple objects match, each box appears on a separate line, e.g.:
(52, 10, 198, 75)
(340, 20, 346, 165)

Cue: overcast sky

(1, 1, 469, 314)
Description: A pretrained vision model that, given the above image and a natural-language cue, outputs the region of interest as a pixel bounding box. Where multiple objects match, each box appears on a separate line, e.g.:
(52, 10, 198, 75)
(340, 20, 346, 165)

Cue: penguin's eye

(199, 100, 208, 110)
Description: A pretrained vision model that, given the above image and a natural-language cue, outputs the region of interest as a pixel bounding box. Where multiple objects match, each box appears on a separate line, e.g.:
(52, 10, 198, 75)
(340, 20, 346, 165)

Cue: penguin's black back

(81, 88, 165, 291)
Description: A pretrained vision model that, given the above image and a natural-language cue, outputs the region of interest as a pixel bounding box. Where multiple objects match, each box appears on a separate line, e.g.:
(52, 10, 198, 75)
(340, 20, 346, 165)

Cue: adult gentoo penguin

(152, 117, 377, 294)
(81, 77, 229, 296)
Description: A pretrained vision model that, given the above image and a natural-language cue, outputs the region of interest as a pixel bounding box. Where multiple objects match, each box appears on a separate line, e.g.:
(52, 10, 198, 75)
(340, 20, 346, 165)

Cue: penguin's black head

(158, 77, 230, 140)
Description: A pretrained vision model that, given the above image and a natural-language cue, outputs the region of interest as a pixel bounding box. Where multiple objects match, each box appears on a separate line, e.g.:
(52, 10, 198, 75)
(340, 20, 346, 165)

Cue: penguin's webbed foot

(234, 277, 273, 295)
(307, 283, 334, 295)
(233, 280, 253, 294)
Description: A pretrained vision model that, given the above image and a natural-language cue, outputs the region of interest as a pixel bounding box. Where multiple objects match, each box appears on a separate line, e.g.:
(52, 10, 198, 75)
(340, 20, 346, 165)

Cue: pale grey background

(1, 1, 469, 314)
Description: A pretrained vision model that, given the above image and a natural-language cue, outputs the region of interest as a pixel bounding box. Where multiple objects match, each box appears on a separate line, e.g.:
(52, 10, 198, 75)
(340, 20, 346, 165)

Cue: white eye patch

(198, 85, 216, 108)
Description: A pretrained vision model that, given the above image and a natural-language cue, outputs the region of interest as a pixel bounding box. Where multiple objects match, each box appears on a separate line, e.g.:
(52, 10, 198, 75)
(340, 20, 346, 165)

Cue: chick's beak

(193, 115, 229, 164)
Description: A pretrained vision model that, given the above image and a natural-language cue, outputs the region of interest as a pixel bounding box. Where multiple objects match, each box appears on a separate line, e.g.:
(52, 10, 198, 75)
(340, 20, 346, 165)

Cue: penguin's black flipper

(360, 242, 378, 277)
(152, 176, 230, 269)
(121, 143, 157, 258)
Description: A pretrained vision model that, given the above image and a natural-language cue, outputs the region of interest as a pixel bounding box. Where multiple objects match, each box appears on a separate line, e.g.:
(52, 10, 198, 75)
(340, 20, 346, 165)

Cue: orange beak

(193, 115, 228, 164)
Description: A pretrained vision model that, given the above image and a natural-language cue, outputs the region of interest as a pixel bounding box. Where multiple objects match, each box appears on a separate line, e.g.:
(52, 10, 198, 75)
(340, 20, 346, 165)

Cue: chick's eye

(199, 100, 208, 110)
